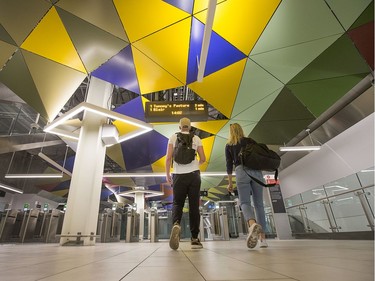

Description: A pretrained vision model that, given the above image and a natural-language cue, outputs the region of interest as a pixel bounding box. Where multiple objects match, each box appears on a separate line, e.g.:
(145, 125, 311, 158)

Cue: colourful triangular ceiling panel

(132, 17, 191, 84)
(191, 120, 228, 135)
(163, 0, 194, 14)
(348, 21, 374, 70)
(232, 59, 284, 117)
(250, 34, 341, 84)
(114, 0, 189, 42)
(250, 87, 315, 145)
(289, 34, 372, 84)
(325, 0, 372, 30)
(0, 0, 51, 45)
(91, 46, 140, 94)
(56, 7, 129, 73)
(22, 50, 87, 121)
(0, 41, 17, 68)
(0, 50, 48, 119)
(21, 7, 86, 73)
(194, 0, 280, 55)
(187, 17, 246, 84)
(0, 24, 16, 45)
(251, 0, 344, 55)
(287, 74, 368, 117)
(106, 144, 126, 170)
(189, 58, 247, 118)
(132, 46, 183, 94)
(56, 0, 128, 41)
(200, 136, 215, 172)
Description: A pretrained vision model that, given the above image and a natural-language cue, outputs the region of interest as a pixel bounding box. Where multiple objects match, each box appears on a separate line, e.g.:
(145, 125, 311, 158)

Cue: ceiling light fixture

(279, 129, 321, 152)
(5, 151, 65, 179)
(5, 173, 63, 179)
(0, 182, 23, 194)
(43, 102, 153, 145)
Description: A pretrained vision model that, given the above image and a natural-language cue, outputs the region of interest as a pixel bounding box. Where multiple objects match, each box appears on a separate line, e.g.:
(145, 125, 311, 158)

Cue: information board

(145, 101, 208, 122)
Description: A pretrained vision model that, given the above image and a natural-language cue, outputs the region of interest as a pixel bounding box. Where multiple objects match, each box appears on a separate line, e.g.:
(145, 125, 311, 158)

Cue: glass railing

(0, 100, 47, 136)
(284, 167, 374, 234)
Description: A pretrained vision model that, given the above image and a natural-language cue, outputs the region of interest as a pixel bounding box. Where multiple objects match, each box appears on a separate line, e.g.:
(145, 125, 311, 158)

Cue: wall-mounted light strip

(0, 183, 23, 194)
(5, 173, 63, 179)
(279, 146, 321, 152)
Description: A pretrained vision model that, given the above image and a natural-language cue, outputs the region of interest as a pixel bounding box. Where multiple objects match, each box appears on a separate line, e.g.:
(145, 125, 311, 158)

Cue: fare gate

(97, 210, 121, 243)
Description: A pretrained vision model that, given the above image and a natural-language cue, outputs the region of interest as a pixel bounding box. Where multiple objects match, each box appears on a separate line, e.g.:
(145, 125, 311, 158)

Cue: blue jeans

(235, 165, 266, 231)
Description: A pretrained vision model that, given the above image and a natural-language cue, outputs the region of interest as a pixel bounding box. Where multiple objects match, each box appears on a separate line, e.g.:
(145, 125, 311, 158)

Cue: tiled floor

(0, 239, 373, 281)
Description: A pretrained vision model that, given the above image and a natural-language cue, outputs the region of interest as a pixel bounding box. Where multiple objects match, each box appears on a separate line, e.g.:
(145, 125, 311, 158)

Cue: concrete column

(60, 77, 113, 246)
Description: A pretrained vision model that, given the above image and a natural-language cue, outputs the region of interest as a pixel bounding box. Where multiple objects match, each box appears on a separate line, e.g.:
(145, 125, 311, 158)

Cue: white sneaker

(169, 223, 181, 250)
(259, 239, 268, 248)
(246, 223, 262, 249)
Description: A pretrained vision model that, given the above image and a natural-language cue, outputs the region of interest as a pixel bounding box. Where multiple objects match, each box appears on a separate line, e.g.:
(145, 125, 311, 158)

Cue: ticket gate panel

(21, 209, 40, 243)
(43, 210, 63, 243)
(125, 210, 139, 243)
(0, 209, 19, 242)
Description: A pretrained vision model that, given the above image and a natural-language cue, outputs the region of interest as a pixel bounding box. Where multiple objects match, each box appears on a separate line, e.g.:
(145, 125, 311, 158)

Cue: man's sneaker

(259, 239, 268, 248)
(191, 238, 203, 249)
(169, 223, 181, 250)
(246, 223, 262, 249)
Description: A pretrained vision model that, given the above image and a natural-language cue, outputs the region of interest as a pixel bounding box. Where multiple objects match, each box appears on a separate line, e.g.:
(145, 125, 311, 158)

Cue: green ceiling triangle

(251, 0, 344, 55)
(250, 34, 341, 84)
(289, 34, 372, 84)
(0, 50, 48, 119)
(350, 1, 374, 30)
(231, 59, 284, 116)
(325, 0, 373, 30)
(249, 87, 315, 145)
(0, 24, 16, 45)
(288, 74, 368, 117)
(56, 7, 129, 72)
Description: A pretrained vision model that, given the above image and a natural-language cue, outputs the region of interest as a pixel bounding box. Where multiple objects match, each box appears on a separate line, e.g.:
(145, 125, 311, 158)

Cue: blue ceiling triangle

(91, 45, 140, 94)
(114, 96, 144, 122)
(162, 0, 193, 14)
(187, 17, 247, 84)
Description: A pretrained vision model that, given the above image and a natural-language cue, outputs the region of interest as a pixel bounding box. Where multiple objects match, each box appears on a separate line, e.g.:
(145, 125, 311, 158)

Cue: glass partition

(284, 167, 374, 235)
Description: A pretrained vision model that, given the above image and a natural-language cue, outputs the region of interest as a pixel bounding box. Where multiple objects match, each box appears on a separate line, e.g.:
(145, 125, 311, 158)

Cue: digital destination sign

(145, 101, 208, 122)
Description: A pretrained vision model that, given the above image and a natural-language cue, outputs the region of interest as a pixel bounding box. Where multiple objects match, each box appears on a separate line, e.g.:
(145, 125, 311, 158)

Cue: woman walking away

(225, 123, 268, 249)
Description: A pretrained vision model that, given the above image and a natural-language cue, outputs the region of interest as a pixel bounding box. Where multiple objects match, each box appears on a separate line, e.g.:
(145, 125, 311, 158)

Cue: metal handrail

(285, 184, 374, 209)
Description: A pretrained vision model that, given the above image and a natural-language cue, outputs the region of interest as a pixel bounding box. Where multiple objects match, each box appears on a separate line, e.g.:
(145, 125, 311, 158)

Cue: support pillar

(60, 77, 113, 246)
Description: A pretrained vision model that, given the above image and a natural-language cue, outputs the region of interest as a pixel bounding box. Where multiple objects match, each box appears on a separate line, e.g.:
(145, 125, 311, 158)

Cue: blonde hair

(227, 123, 244, 145)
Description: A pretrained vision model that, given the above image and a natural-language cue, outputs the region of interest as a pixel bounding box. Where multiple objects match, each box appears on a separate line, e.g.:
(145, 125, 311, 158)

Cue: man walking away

(165, 117, 206, 250)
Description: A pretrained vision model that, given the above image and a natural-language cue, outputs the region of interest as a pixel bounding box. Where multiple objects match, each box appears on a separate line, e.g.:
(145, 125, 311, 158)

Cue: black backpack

(173, 132, 196, 165)
(239, 138, 281, 187)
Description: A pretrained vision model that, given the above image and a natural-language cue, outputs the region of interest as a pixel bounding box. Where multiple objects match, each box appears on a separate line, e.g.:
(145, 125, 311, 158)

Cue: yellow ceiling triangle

(200, 136, 215, 172)
(189, 58, 247, 118)
(191, 120, 229, 135)
(152, 155, 167, 173)
(195, 0, 281, 55)
(21, 7, 86, 73)
(114, 0, 189, 42)
(133, 17, 191, 83)
(132, 46, 183, 94)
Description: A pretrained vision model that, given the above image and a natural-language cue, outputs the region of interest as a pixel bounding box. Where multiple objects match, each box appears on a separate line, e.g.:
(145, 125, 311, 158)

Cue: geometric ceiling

(0, 0, 373, 201)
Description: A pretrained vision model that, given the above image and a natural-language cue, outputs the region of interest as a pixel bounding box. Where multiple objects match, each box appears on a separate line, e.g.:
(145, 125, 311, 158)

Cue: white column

(134, 193, 145, 241)
(60, 77, 113, 246)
